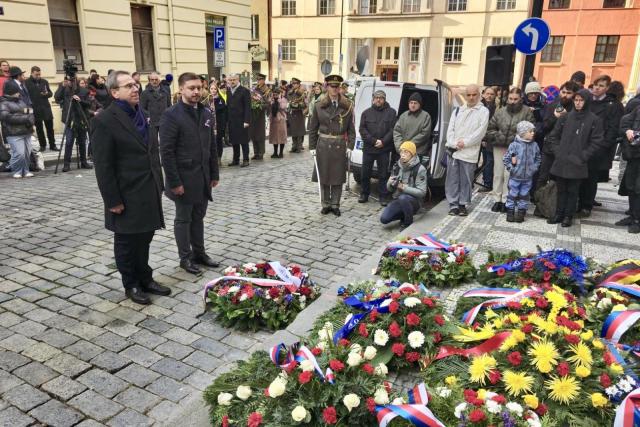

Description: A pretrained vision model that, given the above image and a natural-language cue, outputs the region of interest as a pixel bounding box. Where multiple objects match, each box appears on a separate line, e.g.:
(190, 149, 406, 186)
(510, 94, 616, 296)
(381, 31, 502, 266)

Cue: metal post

(521, 0, 544, 88)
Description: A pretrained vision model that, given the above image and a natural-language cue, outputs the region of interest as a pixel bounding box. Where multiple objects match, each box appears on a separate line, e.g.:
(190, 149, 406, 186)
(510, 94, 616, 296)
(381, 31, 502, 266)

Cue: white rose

(486, 399, 502, 414)
(363, 346, 377, 360)
(227, 286, 240, 294)
(239, 294, 248, 302)
(398, 249, 409, 255)
(317, 341, 326, 351)
(404, 297, 421, 308)
(350, 343, 363, 354)
(407, 331, 425, 348)
(374, 363, 388, 376)
(236, 385, 252, 400)
(435, 387, 451, 398)
(318, 329, 329, 341)
(299, 360, 315, 372)
(374, 388, 389, 405)
(267, 378, 287, 398)
(597, 298, 612, 309)
(454, 402, 468, 419)
(506, 402, 523, 417)
(300, 295, 306, 303)
(391, 397, 405, 405)
(447, 253, 457, 264)
(347, 352, 363, 367)
(291, 405, 307, 422)
(343, 393, 361, 412)
(223, 266, 237, 275)
(374, 329, 389, 346)
(217, 392, 233, 406)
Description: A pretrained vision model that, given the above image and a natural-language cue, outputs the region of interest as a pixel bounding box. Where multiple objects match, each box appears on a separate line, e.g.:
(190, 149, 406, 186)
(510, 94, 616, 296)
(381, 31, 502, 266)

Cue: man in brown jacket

(308, 75, 355, 216)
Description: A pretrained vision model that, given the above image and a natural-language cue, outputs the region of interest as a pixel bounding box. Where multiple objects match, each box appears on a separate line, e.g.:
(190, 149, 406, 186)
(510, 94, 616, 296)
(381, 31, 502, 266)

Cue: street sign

(320, 59, 332, 76)
(214, 50, 225, 67)
(214, 26, 225, 50)
(513, 18, 550, 55)
(543, 85, 560, 103)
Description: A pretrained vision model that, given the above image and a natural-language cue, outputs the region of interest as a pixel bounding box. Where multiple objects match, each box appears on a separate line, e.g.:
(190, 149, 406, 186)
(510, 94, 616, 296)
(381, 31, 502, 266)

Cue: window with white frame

(319, 39, 334, 62)
(496, 0, 516, 9)
(410, 39, 420, 62)
(447, 0, 466, 11)
(444, 38, 463, 62)
(491, 37, 511, 45)
(360, 0, 378, 14)
(402, 0, 420, 13)
(282, 39, 296, 60)
(281, 0, 296, 15)
(319, 0, 336, 15)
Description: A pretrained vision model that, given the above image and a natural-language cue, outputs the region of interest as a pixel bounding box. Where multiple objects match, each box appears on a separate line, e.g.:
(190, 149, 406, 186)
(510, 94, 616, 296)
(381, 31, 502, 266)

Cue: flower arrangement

(203, 262, 318, 331)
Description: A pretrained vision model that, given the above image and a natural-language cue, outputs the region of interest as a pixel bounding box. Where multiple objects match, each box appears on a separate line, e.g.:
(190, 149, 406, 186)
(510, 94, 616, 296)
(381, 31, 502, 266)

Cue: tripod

(54, 97, 91, 174)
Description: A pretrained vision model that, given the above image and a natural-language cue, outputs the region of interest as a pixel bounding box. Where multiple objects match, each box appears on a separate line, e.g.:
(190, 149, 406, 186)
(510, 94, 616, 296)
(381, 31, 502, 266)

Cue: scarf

(114, 100, 148, 145)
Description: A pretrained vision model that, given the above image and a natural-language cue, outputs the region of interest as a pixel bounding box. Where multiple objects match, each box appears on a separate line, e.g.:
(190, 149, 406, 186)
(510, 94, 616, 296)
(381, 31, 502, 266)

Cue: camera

(555, 105, 565, 114)
(63, 59, 78, 79)
(631, 131, 640, 147)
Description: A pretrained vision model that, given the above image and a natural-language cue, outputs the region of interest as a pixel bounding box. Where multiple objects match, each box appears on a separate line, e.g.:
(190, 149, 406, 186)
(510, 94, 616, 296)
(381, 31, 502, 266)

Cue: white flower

(363, 346, 377, 360)
(435, 387, 451, 398)
(397, 249, 409, 256)
(605, 385, 620, 397)
(291, 405, 307, 422)
(506, 402, 523, 417)
(527, 418, 542, 427)
(347, 352, 363, 367)
(374, 388, 389, 405)
(300, 295, 306, 303)
(454, 402, 468, 419)
(404, 297, 421, 307)
(597, 298, 612, 309)
(374, 363, 388, 376)
(350, 343, 362, 354)
(236, 385, 252, 400)
(300, 360, 314, 372)
(407, 331, 425, 348)
(447, 253, 457, 264)
(223, 266, 238, 275)
(317, 341, 326, 351)
(486, 399, 502, 414)
(343, 394, 360, 412)
(239, 294, 248, 302)
(484, 392, 498, 400)
(619, 379, 633, 393)
(217, 392, 233, 406)
(392, 397, 405, 405)
(267, 377, 287, 398)
(625, 375, 637, 386)
(227, 286, 240, 294)
(374, 329, 389, 346)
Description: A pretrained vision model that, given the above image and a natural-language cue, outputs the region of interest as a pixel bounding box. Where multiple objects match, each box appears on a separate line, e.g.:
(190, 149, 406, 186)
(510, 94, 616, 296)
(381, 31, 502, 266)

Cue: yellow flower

(523, 394, 539, 409)
(485, 308, 497, 319)
(445, 376, 457, 386)
(610, 363, 624, 375)
(575, 365, 591, 378)
(493, 319, 504, 329)
(477, 389, 487, 400)
(508, 313, 521, 324)
(511, 330, 526, 343)
(468, 354, 497, 385)
(521, 297, 535, 308)
(503, 370, 535, 396)
(499, 335, 519, 352)
(591, 393, 608, 408)
(539, 320, 558, 335)
(567, 342, 593, 368)
(545, 289, 568, 309)
(545, 376, 580, 404)
(580, 330, 594, 341)
(529, 340, 559, 373)
(592, 338, 605, 350)
(611, 304, 627, 312)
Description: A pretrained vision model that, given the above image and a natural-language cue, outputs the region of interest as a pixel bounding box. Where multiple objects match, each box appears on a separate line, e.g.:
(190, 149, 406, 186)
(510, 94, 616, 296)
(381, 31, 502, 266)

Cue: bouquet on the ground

(377, 233, 475, 288)
(203, 262, 318, 331)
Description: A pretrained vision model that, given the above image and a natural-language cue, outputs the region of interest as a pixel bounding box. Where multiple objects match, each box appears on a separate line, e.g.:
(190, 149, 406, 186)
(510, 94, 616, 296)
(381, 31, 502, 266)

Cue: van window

(397, 88, 439, 129)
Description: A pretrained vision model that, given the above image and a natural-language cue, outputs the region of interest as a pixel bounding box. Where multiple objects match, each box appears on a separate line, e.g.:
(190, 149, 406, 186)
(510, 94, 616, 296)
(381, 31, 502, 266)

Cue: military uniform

(308, 75, 355, 215)
(249, 74, 271, 160)
(287, 77, 307, 153)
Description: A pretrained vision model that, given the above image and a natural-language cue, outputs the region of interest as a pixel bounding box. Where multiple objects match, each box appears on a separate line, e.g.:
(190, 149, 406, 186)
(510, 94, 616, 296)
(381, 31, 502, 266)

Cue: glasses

(117, 83, 138, 90)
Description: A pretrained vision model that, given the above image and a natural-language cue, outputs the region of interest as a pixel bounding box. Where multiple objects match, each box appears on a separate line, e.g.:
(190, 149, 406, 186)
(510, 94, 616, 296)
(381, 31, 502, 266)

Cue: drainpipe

(167, 0, 178, 91)
(268, 0, 273, 80)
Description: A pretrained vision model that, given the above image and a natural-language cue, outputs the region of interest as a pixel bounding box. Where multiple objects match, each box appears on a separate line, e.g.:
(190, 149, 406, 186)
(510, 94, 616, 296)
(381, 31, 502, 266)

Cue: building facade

(270, 0, 530, 86)
(535, 0, 640, 91)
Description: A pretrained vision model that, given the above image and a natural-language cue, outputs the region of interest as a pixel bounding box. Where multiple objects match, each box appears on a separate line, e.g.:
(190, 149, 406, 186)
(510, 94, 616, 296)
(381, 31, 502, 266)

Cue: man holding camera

(617, 105, 640, 233)
(25, 66, 58, 152)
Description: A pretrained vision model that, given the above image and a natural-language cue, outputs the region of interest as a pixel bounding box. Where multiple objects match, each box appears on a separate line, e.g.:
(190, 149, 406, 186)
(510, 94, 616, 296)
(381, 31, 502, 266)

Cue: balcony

(348, 0, 432, 18)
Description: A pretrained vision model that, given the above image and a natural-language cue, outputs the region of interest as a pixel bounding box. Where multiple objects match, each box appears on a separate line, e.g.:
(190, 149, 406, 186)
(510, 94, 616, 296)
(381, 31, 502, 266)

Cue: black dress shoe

(241, 160, 250, 167)
(332, 208, 341, 216)
(458, 206, 468, 216)
(81, 162, 93, 169)
(271, 153, 279, 158)
(194, 254, 220, 268)
(62, 165, 71, 172)
(125, 287, 151, 305)
(358, 194, 368, 203)
(180, 259, 202, 275)
(448, 208, 459, 216)
(143, 281, 171, 296)
(380, 198, 389, 207)
(228, 161, 239, 166)
(615, 216, 634, 226)
(491, 202, 501, 212)
(50, 146, 60, 151)
(561, 216, 573, 227)
(321, 207, 332, 214)
(547, 215, 562, 224)
(593, 201, 602, 207)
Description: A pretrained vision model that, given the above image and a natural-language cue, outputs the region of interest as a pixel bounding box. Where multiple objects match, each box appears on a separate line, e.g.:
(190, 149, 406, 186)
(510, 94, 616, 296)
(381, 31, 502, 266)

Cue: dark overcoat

(227, 85, 251, 146)
(140, 86, 171, 127)
(287, 88, 307, 137)
(589, 94, 624, 171)
(24, 77, 53, 121)
(249, 83, 270, 142)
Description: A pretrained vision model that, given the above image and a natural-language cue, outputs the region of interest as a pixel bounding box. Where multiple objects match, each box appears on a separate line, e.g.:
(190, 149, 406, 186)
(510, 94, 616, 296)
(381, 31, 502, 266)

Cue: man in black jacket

(24, 66, 58, 151)
(358, 90, 397, 206)
(617, 106, 640, 233)
(160, 72, 220, 275)
(92, 70, 170, 305)
(226, 73, 251, 167)
(141, 71, 171, 146)
(55, 77, 93, 171)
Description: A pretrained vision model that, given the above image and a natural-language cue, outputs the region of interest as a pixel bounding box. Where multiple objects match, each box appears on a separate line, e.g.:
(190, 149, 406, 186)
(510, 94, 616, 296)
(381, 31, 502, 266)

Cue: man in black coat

(160, 72, 220, 275)
(24, 66, 58, 151)
(225, 73, 251, 167)
(141, 71, 171, 146)
(624, 86, 640, 115)
(358, 90, 397, 206)
(92, 70, 170, 305)
(617, 106, 640, 233)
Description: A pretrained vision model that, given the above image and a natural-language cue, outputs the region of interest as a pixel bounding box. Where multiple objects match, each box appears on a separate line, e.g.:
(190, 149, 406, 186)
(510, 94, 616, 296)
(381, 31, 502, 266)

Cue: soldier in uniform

(249, 73, 270, 160)
(340, 82, 354, 103)
(308, 75, 355, 216)
(287, 77, 307, 153)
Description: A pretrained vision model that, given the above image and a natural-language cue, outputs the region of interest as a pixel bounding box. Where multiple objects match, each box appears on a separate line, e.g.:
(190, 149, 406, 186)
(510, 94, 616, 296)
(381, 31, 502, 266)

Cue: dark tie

(333, 101, 337, 109)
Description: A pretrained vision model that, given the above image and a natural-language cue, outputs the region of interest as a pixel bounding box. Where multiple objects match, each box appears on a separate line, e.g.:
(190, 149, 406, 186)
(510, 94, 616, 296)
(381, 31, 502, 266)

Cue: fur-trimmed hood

(318, 94, 351, 110)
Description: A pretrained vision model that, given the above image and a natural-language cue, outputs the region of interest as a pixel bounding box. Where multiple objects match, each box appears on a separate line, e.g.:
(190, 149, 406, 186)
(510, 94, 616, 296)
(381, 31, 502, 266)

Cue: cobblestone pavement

(0, 142, 404, 426)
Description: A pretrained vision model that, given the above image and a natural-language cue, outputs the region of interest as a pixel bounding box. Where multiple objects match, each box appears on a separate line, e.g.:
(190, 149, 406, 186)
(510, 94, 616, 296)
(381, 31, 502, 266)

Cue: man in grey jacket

(393, 92, 432, 157)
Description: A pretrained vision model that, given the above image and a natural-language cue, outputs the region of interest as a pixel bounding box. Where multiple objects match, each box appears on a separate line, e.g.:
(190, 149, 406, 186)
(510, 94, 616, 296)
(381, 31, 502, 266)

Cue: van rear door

(430, 79, 459, 183)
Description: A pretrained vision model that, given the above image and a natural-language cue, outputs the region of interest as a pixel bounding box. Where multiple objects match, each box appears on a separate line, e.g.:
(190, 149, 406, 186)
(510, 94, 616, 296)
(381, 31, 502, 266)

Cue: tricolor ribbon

(376, 382, 445, 427)
(613, 387, 640, 427)
(460, 287, 540, 325)
(434, 331, 512, 360)
(597, 282, 640, 299)
(269, 343, 335, 384)
(269, 343, 297, 371)
(333, 296, 392, 343)
(604, 341, 640, 383)
(601, 310, 640, 345)
(386, 233, 466, 254)
(461, 287, 521, 298)
(598, 260, 640, 285)
(294, 345, 334, 384)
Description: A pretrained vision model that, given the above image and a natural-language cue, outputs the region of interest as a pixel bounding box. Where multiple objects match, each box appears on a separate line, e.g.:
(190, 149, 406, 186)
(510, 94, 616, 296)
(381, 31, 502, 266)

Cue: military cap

(256, 73, 267, 80)
(198, 74, 208, 81)
(290, 77, 301, 84)
(313, 81, 323, 87)
(324, 74, 343, 86)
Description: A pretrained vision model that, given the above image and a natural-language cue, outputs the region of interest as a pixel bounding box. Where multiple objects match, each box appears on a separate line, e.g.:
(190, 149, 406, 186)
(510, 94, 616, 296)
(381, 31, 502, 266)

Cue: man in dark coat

(249, 73, 270, 160)
(24, 66, 58, 151)
(617, 106, 640, 233)
(55, 76, 93, 171)
(358, 90, 397, 206)
(160, 72, 220, 275)
(308, 74, 356, 216)
(92, 70, 169, 305)
(624, 86, 640, 115)
(140, 71, 171, 146)
(479, 86, 497, 192)
(226, 73, 251, 167)
(287, 77, 307, 153)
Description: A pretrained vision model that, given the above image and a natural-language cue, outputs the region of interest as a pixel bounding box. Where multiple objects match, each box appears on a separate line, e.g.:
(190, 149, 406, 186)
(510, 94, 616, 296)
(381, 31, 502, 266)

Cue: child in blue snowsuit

(503, 121, 541, 223)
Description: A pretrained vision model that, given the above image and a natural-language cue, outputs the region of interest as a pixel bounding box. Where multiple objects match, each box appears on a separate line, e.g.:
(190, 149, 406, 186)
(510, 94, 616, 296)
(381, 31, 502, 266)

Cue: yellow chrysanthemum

(592, 338, 605, 350)
(511, 329, 526, 343)
(493, 319, 504, 329)
(477, 389, 487, 400)
(575, 365, 591, 378)
(611, 304, 627, 312)
(529, 340, 559, 373)
(545, 376, 580, 404)
(445, 376, 457, 386)
(580, 330, 594, 341)
(503, 370, 535, 396)
(508, 313, 521, 324)
(567, 342, 593, 367)
(454, 325, 495, 342)
(591, 393, 608, 408)
(539, 320, 558, 335)
(468, 354, 497, 385)
(521, 298, 535, 308)
(523, 394, 539, 409)
(499, 335, 519, 352)
(545, 289, 568, 309)
(610, 363, 624, 375)
(485, 308, 498, 319)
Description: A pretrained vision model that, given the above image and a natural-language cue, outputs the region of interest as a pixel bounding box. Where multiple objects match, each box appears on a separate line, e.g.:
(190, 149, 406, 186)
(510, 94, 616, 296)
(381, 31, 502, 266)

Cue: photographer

(616, 105, 640, 233)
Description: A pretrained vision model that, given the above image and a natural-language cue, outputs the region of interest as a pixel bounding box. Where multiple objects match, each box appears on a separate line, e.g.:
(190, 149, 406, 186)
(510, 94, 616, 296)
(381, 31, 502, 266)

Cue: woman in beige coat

(269, 88, 288, 158)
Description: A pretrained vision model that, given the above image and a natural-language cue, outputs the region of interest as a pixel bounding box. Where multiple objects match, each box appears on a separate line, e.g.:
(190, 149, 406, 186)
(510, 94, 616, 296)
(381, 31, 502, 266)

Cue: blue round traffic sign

(543, 85, 560, 103)
(513, 18, 550, 55)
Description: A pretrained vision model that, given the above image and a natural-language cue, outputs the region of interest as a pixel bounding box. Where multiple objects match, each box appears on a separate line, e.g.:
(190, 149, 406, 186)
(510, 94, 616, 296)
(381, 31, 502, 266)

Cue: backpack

(534, 181, 557, 219)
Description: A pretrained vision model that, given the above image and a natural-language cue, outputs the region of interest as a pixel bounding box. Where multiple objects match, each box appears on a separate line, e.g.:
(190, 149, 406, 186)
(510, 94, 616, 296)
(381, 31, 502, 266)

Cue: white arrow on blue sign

(513, 17, 550, 55)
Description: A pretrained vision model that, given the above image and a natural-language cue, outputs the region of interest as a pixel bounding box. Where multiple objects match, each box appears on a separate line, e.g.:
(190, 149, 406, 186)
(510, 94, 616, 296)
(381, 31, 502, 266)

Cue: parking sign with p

(214, 27, 225, 50)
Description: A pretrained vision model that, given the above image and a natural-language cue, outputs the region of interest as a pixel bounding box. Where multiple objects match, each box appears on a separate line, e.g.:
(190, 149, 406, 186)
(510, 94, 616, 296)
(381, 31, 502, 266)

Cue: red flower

(369, 309, 379, 322)
(565, 292, 575, 303)
(298, 371, 312, 384)
(389, 301, 400, 313)
(322, 407, 337, 425)
(521, 324, 534, 334)
(556, 362, 570, 376)
(329, 359, 344, 372)
(366, 397, 376, 413)
(562, 267, 572, 276)
(406, 313, 421, 326)
(311, 347, 323, 356)
(389, 321, 402, 338)
(535, 297, 549, 309)
(472, 398, 484, 406)
(222, 415, 229, 427)
(535, 403, 548, 416)
(492, 395, 506, 404)
(268, 287, 280, 299)
(507, 351, 522, 366)
(247, 412, 263, 427)
(434, 314, 445, 326)
(362, 363, 374, 375)
(604, 351, 615, 366)
(433, 332, 442, 343)
(524, 260, 534, 269)
(507, 301, 522, 310)
(463, 389, 477, 403)
(299, 286, 312, 296)
(577, 306, 586, 318)
(405, 352, 421, 362)
(338, 338, 350, 347)
(390, 292, 401, 300)
(600, 373, 612, 388)
(392, 342, 406, 356)
(469, 409, 486, 422)
(497, 267, 506, 277)
(422, 297, 435, 307)
(545, 262, 557, 270)
(265, 268, 276, 277)
(543, 271, 552, 282)
(564, 334, 580, 345)
(489, 370, 502, 385)
(358, 323, 369, 337)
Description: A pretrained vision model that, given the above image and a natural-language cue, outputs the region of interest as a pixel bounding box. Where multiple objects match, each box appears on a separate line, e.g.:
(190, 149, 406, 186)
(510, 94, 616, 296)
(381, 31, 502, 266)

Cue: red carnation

(507, 301, 522, 310)
(545, 262, 556, 270)
(562, 267, 572, 276)
(489, 370, 502, 385)
(463, 389, 477, 403)
(535, 403, 548, 416)
(366, 397, 376, 413)
(299, 286, 312, 296)
(247, 412, 263, 427)
(406, 313, 421, 326)
(329, 359, 344, 372)
(564, 334, 580, 345)
(298, 371, 312, 384)
(369, 309, 379, 322)
(522, 323, 534, 334)
(389, 301, 400, 313)
(497, 267, 506, 277)
(507, 351, 522, 366)
(472, 398, 484, 407)
(577, 307, 586, 318)
(600, 373, 612, 388)
(268, 287, 280, 299)
(405, 352, 421, 362)
(311, 347, 323, 356)
(265, 268, 276, 277)
(492, 395, 506, 404)
(543, 271, 552, 282)
(604, 351, 615, 365)
(422, 297, 435, 307)
(433, 332, 442, 343)
(556, 362, 570, 376)
(535, 297, 548, 309)
(524, 260, 534, 269)
(358, 322, 369, 337)
(338, 338, 350, 347)
(362, 363, 374, 375)
(565, 292, 575, 302)
(390, 292, 401, 300)
(469, 409, 486, 422)
(389, 321, 402, 338)
(322, 407, 337, 425)
(222, 415, 229, 427)
(434, 314, 445, 326)
(392, 342, 405, 356)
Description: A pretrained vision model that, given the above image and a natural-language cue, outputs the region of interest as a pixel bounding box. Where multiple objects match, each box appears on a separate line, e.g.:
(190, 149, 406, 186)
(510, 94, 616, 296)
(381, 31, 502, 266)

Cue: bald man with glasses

(141, 71, 171, 145)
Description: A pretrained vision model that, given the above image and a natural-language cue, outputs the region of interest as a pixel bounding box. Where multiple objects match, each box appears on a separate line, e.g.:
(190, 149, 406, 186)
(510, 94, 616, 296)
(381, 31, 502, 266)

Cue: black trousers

(361, 151, 390, 198)
(216, 128, 225, 159)
(536, 152, 555, 189)
(380, 194, 420, 226)
(174, 199, 208, 262)
(555, 177, 581, 218)
(35, 118, 56, 149)
(114, 231, 155, 289)
(625, 159, 640, 220)
(578, 171, 600, 211)
(232, 143, 249, 162)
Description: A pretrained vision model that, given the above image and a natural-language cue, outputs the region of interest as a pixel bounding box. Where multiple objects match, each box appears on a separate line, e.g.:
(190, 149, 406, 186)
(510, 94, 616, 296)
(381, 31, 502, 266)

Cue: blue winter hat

(516, 121, 535, 137)
(165, 74, 173, 82)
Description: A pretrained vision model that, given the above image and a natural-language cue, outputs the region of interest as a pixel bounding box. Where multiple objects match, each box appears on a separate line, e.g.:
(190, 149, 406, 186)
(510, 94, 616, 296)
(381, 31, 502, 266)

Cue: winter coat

(287, 88, 307, 137)
(589, 93, 624, 171)
(54, 83, 91, 128)
(503, 136, 541, 181)
(387, 155, 427, 202)
(226, 85, 251, 146)
(619, 107, 640, 160)
(541, 99, 573, 155)
(307, 93, 323, 122)
(485, 103, 535, 149)
(140, 86, 171, 127)
(93, 85, 111, 109)
(211, 96, 227, 137)
(249, 83, 271, 142)
(0, 95, 34, 136)
(24, 77, 53, 121)
(393, 109, 432, 156)
(0, 74, 9, 97)
(624, 94, 640, 115)
(269, 96, 288, 145)
(359, 102, 397, 154)
(548, 89, 606, 180)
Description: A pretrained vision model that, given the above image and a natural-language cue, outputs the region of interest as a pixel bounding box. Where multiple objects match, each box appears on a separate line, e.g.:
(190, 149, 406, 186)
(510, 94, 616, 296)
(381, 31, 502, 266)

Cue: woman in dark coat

(209, 81, 227, 165)
(546, 89, 606, 227)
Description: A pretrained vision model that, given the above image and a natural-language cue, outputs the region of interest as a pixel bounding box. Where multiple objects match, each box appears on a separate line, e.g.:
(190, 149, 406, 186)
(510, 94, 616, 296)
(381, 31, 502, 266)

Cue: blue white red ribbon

(613, 387, 640, 427)
(268, 343, 334, 384)
(294, 345, 334, 384)
(376, 382, 445, 427)
(597, 282, 640, 299)
(269, 343, 297, 371)
(601, 310, 640, 345)
(460, 287, 540, 325)
(333, 296, 392, 343)
(268, 261, 302, 287)
(462, 287, 521, 298)
(386, 233, 466, 254)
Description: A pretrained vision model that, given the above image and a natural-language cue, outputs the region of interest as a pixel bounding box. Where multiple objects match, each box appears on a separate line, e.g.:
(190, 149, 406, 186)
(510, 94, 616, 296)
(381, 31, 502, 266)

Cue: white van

(350, 79, 462, 188)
